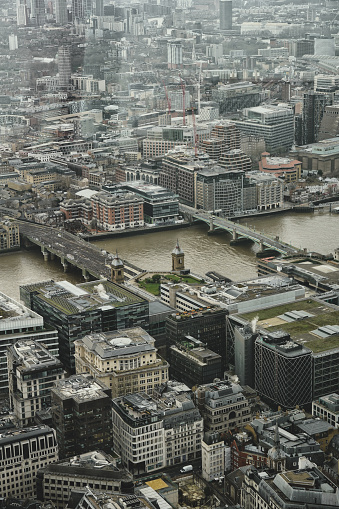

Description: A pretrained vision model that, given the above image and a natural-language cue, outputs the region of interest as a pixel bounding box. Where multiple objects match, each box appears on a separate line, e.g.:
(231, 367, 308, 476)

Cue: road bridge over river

(16, 221, 144, 280)
(189, 210, 303, 256)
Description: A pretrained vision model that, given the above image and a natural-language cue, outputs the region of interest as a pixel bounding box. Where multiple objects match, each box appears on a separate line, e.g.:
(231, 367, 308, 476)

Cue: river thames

(1, 210, 338, 300)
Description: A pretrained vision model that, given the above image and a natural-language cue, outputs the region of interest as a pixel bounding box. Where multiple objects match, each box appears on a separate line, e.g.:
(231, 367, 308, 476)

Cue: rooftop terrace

(240, 299, 339, 353)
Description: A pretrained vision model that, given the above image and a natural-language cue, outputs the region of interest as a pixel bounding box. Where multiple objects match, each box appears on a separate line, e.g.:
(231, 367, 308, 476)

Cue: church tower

(110, 250, 124, 283)
(172, 240, 185, 272)
(267, 422, 286, 473)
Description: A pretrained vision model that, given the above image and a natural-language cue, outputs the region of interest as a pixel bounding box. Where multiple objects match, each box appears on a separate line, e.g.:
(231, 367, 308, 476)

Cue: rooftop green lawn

(138, 281, 160, 296)
(240, 299, 319, 322)
(303, 335, 339, 353)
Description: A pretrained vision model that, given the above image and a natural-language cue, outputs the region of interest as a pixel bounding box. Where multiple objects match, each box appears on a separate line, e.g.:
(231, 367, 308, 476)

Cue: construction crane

(162, 80, 171, 115)
(191, 107, 198, 157)
(180, 76, 186, 126)
(197, 61, 203, 115)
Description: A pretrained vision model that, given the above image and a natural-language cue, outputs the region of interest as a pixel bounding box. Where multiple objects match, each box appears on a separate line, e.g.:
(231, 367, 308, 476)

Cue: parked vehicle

(180, 465, 193, 473)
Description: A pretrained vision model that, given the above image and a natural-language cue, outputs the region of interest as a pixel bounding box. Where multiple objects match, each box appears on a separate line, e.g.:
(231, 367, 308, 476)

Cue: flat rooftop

(78, 327, 156, 359)
(240, 298, 339, 353)
(23, 280, 146, 315)
(262, 257, 339, 286)
(12, 339, 62, 370)
(52, 375, 110, 402)
(0, 291, 42, 331)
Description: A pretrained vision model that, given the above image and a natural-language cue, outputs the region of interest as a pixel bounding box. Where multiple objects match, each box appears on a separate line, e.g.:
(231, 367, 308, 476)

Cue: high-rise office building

(234, 105, 295, 155)
(55, 0, 68, 25)
(112, 389, 203, 474)
(0, 426, 58, 499)
(74, 327, 169, 398)
(234, 325, 256, 388)
(72, 0, 92, 21)
(95, 0, 103, 16)
(255, 331, 313, 408)
(20, 279, 149, 372)
(167, 40, 183, 69)
(165, 308, 228, 368)
(8, 34, 18, 51)
(195, 379, 252, 433)
(57, 45, 72, 90)
(302, 91, 333, 144)
(30, 0, 46, 25)
(17, 1, 28, 26)
(220, 0, 232, 31)
(0, 291, 59, 397)
(8, 339, 65, 427)
(51, 374, 113, 459)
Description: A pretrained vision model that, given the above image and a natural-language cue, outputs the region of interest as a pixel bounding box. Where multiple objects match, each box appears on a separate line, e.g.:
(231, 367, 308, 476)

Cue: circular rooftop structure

(110, 337, 132, 347)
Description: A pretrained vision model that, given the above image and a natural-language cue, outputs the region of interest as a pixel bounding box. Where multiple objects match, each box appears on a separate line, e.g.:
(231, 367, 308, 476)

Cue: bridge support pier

(209, 217, 214, 232)
(61, 257, 69, 273)
(50, 253, 55, 261)
(232, 229, 237, 241)
(82, 268, 90, 281)
(41, 248, 49, 262)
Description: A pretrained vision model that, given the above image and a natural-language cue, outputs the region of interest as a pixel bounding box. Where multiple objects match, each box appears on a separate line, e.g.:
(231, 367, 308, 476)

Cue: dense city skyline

(1, 1, 339, 509)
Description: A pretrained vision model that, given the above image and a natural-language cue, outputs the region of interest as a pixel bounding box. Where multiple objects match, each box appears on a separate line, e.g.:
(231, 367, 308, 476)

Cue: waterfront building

(291, 137, 339, 175)
(195, 167, 256, 214)
(254, 331, 313, 408)
(0, 220, 19, 252)
(160, 150, 199, 206)
(313, 393, 339, 429)
(51, 374, 112, 459)
(36, 451, 134, 508)
(259, 152, 302, 182)
(74, 327, 169, 398)
(20, 280, 149, 372)
(91, 191, 144, 231)
(104, 182, 179, 225)
(0, 291, 59, 396)
(195, 378, 252, 433)
(248, 173, 284, 211)
(60, 198, 93, 226)
(234, 105, 294, 155)
(169, 336, 222, 388)
(112, 390, 203, 474)
(202, 432, 226, 482)
(241, 463, 339, 509)
(0, 425, 58, 499)
(8, 339, 65, 427)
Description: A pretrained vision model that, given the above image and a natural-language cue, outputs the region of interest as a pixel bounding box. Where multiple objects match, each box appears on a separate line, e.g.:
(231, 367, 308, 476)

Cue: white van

(180, 465, 193, 473)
